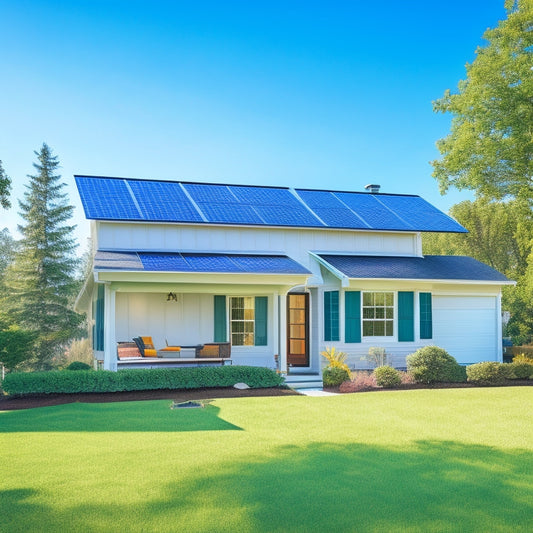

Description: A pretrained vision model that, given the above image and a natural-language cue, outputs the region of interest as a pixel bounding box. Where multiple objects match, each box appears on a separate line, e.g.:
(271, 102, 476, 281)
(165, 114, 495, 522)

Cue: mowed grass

(1, 388, 532, 533)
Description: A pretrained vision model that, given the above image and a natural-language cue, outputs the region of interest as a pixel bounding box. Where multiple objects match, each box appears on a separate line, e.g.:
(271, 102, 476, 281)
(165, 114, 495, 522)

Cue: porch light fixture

(166, 292, 177, 302)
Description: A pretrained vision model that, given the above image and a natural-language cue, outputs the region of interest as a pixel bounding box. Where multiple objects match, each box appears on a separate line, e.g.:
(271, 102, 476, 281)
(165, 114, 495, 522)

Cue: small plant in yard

(508, 361, 533, 379)
(339, 371, 376, 392)
(65, 361, 93, 371)
(373, 365, 402, 388)
(406, 345, 465, 384)
(323, 366, 351, 387)
(467, 362, 508, 385)
(362, 346, 388, 367)
(321, 346, 351, 386)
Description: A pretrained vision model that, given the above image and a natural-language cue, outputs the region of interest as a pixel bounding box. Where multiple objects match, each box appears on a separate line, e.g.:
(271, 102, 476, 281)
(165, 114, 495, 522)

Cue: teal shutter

(214, 295, 227, 342)
(345, 291, 361, 343)
(254, 296, 268, 346)
(94, 284, 105, 351)
(419, 292, 433, 339)
(324, 291, 339, 341)
(398, 291, 414, 342)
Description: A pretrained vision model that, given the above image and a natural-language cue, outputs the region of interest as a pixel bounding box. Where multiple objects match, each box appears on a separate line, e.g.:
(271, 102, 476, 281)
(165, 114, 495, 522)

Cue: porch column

(278, 291, 288, 373)
(103, 285, 117, 371)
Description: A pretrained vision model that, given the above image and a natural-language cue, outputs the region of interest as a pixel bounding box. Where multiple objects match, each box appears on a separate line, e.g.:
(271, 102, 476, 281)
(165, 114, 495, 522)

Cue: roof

(75, 175, 467, 233)
(94, 251, 311, 275)
(317, 254, 511, 283)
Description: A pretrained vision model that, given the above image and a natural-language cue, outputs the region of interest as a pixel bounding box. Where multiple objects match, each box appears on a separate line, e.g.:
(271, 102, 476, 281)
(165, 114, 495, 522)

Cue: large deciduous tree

(432, 0, 533, 200)
(3, 144, 83, 369)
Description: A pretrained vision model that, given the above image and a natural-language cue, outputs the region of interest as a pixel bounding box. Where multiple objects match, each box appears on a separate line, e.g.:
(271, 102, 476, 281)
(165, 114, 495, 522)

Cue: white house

(74, 176, 513, 388)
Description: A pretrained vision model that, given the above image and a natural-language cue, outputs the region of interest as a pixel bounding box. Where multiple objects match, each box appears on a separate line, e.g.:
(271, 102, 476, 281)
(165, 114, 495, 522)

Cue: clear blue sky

(0, 0, 507, 252)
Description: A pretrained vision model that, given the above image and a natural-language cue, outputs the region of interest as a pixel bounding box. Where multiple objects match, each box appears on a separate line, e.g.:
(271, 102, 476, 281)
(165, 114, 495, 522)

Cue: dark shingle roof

(318, 255, 510, 282)
(75, 175, 467, 233)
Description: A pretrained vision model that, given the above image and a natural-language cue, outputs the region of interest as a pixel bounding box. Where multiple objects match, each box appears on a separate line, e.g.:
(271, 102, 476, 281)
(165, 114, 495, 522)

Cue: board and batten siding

(96, 222, 421, 265)
(114, 292, 276, 368)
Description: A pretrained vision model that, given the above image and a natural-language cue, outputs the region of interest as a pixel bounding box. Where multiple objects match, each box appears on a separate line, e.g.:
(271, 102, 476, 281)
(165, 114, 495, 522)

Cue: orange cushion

(143, 349, 158, 357)
(159, 346, 181, 352)
(140, 336, 155, 350)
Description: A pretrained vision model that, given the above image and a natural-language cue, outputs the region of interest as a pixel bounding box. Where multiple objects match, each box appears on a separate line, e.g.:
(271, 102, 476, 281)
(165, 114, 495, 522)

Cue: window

(362, 292, 394, 337)
(230, 297, 255, 346)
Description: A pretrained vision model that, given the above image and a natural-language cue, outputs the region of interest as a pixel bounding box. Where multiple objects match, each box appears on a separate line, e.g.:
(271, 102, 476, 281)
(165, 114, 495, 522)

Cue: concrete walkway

(298, 389, 338, 396)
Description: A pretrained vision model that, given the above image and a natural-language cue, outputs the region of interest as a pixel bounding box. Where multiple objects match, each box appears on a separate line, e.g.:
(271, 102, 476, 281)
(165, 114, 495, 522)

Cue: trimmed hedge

(1, 366, 285, 396)
(466, 362, 508, 386)
(373, 365, 401, 388)
(322, 366, 351, 387)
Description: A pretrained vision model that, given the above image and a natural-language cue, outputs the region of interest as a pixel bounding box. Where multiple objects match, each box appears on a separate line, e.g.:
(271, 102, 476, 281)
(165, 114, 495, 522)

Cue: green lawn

(1, 388, 532, 532)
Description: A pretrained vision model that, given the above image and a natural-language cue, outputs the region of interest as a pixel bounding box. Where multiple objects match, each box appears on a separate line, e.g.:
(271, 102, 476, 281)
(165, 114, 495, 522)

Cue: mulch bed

(0, 386, 300, 411)
(2, 381, 531, 411)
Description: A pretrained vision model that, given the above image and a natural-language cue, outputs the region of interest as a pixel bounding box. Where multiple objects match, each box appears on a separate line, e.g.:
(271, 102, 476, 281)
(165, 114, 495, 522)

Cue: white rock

(233, 382, 250, 390)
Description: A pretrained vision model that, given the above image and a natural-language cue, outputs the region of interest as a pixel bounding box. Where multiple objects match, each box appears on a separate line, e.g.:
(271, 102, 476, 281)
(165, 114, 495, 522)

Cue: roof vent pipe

(365, 184, 381, 193)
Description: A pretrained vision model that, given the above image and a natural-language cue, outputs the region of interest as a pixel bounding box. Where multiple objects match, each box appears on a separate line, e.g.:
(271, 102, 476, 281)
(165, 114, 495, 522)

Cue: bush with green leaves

(65, 361, 93, 371)
(505, 362, 533, 380)
(322, 366, 351, 387)
(406, 346, 466, 384)
(373, 365, 401, 388)
(1, 366, 285, 396)
(466, 362, 508, 385)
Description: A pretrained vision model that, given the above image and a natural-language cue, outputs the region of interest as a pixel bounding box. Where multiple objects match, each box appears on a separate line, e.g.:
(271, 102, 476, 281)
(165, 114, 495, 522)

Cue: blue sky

(0, 0, 507, 251)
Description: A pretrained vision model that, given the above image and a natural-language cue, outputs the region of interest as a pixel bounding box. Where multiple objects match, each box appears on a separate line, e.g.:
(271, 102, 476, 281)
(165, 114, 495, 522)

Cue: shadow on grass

(0, 400, 241, 432)
(2, 440, 532, 532)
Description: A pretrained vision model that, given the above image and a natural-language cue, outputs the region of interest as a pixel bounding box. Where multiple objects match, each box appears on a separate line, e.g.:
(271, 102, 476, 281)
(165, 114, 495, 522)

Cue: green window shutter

(345, 291, 361, 343)
(324, 290, 339, 341)
(213, 295, 227, 342)
(398, 291, 414, 342)
(254, 296, 268, 346)
(94, 284, 105, 351)
(419, 292, 433, 339)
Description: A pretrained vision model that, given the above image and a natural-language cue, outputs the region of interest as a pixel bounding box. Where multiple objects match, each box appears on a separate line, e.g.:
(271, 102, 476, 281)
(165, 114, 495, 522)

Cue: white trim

(309, 252, 349, 287)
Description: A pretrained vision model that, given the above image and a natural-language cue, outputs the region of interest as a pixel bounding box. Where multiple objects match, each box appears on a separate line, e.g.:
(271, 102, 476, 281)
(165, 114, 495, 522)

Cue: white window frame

(361, 291, 396, 340)
(230, 296, 255, 346)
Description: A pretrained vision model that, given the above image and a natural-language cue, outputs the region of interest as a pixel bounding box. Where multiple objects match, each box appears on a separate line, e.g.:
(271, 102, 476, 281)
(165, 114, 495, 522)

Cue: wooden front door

(287, 293, 309, 367)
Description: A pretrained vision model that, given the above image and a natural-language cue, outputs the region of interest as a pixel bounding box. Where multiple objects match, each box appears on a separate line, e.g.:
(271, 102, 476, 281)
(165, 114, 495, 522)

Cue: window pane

(375, 308, 385, 319)
(232, 333, 244, 346)
(386, 322, 393, 336)
(244, 308, 254, 320)
(291, 295, 305, 308)
(375, 293, 385, 306)
(385, 293, 394, 306)
(363, 321, 374, 336)
(243, 333, 254, 346)
(374, 321, 385, 336)
(290, 340, 305, 354)
(363, 308, 374, 319)
(244, 322, 254, 333)
(290, 309, 305, 324)
(363, 293, 373, 306)
(290, 325, 305, 338)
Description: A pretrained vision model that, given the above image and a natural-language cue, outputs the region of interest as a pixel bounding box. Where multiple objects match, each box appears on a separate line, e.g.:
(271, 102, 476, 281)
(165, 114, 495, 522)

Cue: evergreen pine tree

(0, 160, 11, 209)
(4, 144, 83, 369)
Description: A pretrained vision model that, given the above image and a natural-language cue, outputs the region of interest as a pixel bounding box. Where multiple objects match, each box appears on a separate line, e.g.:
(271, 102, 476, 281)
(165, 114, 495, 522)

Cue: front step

(284, 373, 323, 390)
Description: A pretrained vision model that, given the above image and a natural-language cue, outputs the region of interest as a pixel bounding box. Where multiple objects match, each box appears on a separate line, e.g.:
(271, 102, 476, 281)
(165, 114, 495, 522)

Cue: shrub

(1, 366, 285, 396)
(508, 362, 533, 379)
(513, 353, 533, 364)
(399, 370, 415, 385)
(362, 346, 388, 367)
(320, 347, 350, 374)
(466, 362, 508, 386)
(373, 365, 401, 388)
(339, 371, 376, 392)
(406, 346, 466, 384)
(66, 362, 93, 371)
(322, 366, 351, 387)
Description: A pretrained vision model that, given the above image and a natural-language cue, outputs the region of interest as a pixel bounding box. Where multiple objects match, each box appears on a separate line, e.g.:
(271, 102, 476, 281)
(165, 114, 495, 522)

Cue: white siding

(115, 292, 276, 368)
(433, 295, 499, 364)
(97, 222, 420, 265)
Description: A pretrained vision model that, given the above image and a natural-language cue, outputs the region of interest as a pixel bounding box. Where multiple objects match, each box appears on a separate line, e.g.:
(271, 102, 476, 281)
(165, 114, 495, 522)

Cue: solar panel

(229, 255, 310, 274)
(138, 253, 192, 271)
(334, 192, 413, 230)
(128, 180, 203, 222)
(295, 189, 345, 209)
(376, 195, 467, 232)
(198, 203, 264, 225)
(229, 185, 295, 205)
(182, 183, 238, 204)
(254, 205, 322, 227)
(75, 176, 141, 220)
(311, 207, 369, 229)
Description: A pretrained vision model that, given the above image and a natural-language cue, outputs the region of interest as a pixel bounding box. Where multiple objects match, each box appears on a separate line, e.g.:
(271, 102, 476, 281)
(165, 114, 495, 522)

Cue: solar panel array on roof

(75, 175, 467, 233)
(94, 251, 311, 274)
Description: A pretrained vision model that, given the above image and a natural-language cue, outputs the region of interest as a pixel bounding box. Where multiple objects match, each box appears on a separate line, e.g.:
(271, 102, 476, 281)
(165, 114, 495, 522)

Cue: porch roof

(94, 251, 311, 275)
(316, 254, 513, 284)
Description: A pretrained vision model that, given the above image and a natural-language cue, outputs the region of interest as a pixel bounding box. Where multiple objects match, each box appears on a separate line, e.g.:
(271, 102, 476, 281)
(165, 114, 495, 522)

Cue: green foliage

(322, 366, 351, 387)
(2, 144, 84, 369)
(320, 346, 350, 374)
(432, 0, 533, 200)
(466, 362, 508, 385)
(65, 362, 93, 371)
(407, 346, 466, 384)
(1, 366, 285, 396)
(363, 346, 388, 367)
(507, 361, 533, 379)
(373, 365, 401, 388)
(0, 160, 11, 209)
(0, 324, 36, 371)
(513, 352, 533, 363)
